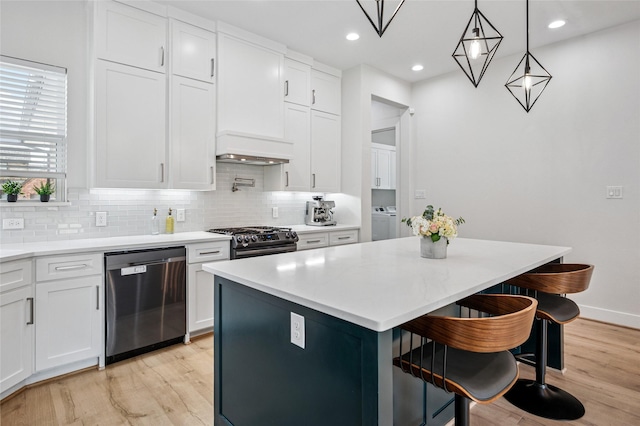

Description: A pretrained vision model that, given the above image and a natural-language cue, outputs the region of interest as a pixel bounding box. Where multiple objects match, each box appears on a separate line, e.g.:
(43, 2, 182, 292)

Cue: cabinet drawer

(0, 260, 32, 293)
(297, 233, 329, 251)
(36, 253, 103, 282)
(187, 242, 230, 264)
(329, 230, 359, 246)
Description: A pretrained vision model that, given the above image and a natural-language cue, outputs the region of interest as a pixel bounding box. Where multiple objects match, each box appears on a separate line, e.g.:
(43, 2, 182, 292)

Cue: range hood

(216, 131, 293, 165)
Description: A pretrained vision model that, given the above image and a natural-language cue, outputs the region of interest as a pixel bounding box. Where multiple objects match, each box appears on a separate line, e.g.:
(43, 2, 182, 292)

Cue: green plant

(34, 181, 55, 195)
(1, 180, 23, 195)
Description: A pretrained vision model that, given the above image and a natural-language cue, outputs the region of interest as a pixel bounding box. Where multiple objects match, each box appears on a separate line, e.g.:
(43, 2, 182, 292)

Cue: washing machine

(372, 206, 397, 241)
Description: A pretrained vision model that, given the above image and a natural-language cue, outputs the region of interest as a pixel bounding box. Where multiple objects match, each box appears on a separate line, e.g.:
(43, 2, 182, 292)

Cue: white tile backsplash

(0, 163, 318, 244)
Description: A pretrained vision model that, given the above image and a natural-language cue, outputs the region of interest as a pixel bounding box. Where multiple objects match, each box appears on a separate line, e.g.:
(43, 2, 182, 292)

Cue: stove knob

(285, 232, 291, 238)
(251, 235, 258, 242)
(244, 235, 250, 243)
(236, 235, 244, 243)
(291, 231, 297, 238)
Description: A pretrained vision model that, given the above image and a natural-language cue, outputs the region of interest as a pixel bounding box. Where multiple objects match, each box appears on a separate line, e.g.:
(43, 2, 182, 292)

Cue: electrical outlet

(606, 186, 623, 199)
(176, 209, 186, 222)
(290, 312, 305, 349)
(2, 218, 24, 229)
(96, 212, 107, 227)
(272, 207, 279, 218)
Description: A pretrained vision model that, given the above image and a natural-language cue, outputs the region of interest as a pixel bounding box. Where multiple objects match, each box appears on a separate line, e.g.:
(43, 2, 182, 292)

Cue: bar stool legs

(504, 318, 585, 420)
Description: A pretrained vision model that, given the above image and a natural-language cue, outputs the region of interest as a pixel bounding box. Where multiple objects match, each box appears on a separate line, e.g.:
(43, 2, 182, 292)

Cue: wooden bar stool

(394, 294, 537, 426)
(504, 263, 594, 420)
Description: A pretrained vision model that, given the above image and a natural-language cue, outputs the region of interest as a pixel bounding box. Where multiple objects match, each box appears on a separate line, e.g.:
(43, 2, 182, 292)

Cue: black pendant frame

(452, 1, 504, 87)
(356, 0, 406, 38)
(505, 0, 552, 112)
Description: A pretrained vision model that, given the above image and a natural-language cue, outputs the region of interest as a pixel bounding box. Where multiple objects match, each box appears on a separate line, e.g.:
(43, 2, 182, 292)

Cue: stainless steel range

(208, 226, 299, 259)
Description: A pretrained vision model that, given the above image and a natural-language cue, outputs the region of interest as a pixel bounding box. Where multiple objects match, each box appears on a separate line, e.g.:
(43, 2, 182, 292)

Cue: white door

(170, 76, 216, 190)
(0, 286, 33, 393)
(171, 20, 216, 83)
(35, 276, 102, 371)
(96, 60, 167, 189)
(95, 0, 167, 73)
(311, 110, 341, 193)
(188, 264, 214, 333)
(283, 103, 311, 191)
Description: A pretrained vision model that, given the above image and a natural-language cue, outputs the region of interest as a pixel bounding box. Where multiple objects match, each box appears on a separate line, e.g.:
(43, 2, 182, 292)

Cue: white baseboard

(579, 304, 640, 329)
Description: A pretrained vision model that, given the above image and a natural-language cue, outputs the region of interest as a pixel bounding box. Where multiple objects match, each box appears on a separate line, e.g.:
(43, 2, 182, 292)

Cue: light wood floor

(1, 319, 639, 425)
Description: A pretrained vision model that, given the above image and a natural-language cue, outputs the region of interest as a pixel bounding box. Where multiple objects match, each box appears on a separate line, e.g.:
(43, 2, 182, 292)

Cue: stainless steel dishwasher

(105, 246, 186, 365)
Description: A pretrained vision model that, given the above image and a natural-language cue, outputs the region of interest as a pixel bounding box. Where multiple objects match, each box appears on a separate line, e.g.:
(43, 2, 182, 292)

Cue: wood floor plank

(2, 319, 639, 425)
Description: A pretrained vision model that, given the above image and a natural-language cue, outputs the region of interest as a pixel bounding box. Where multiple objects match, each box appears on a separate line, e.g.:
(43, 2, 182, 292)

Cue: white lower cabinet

(297, 229, 359, 251)
(34, 254, 103, 372)
(187, 242, 230, 334)
(0, 285, 33, 394)
(35, 275, 102, 371)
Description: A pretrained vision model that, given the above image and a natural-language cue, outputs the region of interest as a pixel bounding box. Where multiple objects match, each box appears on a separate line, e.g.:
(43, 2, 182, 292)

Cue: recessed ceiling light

(346, 32, 360, 41)
(412, 64, 424, 71)
(548, 20, 566, 29)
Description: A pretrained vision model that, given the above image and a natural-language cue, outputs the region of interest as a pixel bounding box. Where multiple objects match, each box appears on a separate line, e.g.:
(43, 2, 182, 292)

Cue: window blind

(0, 55, 67, 179)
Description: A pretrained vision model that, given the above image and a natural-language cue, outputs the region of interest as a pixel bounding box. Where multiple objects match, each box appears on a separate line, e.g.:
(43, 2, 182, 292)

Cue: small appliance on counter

(305, 196, 337, 226)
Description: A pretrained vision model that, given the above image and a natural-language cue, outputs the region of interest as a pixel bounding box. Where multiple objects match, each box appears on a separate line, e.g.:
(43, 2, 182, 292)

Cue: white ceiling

(159, 0, 640, 83)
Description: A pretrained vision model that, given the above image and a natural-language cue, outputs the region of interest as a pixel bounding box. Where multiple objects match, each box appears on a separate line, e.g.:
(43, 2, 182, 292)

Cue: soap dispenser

(166, 208, 174, 234)
(151, 208, 159, 235)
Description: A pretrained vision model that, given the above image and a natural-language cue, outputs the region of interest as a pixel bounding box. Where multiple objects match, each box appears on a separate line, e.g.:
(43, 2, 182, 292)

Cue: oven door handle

(234, 246, 296, 259)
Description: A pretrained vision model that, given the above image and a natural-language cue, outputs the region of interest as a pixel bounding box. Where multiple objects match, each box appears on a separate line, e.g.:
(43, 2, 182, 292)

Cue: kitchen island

(203, 237, 570, 426)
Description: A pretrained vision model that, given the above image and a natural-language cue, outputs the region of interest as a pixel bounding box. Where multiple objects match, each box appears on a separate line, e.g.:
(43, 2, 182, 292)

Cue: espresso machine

(305, 196, 336, 226)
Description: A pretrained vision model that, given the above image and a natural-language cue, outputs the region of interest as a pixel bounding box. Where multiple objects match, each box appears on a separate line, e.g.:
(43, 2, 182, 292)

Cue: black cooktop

(208, 226, 292, 235)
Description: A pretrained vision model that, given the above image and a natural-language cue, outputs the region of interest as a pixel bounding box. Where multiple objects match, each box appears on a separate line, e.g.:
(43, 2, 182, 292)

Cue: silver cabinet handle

(199, 250, 221, 255)
(211, 166, 215, 184)
(285, 80, 289, 97)
(27, 297, 34, 325)
(312, 89, 316, 105)
(307, 240, 321, 244)
(96, 285, 100, 310)
(55, 264, 88, 271)
(338, 236, 350, 240)
(285, 171, 289, 187)
(160, 163, 165, 182)
(312, 173, 316, 188)
(211, 58, 215, 78)
(160, 46, 165, 66)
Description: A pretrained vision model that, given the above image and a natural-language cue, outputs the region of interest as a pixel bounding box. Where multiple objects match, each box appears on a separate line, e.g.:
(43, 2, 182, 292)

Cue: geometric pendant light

(452, 0, 504, 87)
(505, 0, 552, 112)
(355, 0, 406, 38)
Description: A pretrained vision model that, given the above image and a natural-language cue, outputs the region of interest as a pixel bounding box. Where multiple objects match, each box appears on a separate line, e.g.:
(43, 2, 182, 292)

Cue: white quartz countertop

(203, 237, 571, 332)
(0, 231, 231, 262)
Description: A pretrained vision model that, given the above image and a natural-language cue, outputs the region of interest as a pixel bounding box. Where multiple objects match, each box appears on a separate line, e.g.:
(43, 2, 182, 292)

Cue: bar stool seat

(394, 294, 537, 426)
(504, 263, 594, 420)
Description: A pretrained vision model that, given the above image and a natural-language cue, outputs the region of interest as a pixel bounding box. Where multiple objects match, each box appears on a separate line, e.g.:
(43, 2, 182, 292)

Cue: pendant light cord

(526, 0, 530, 52)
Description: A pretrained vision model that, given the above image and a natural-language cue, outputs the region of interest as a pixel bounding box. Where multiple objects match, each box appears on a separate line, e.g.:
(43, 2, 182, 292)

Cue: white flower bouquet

(402, 205, 465, 243)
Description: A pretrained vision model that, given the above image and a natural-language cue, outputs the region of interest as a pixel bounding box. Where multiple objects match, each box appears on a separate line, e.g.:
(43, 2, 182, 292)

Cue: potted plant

(402, 205, 465, 259)
(2, 180, 23, 202)
(34, 181, 55, 202)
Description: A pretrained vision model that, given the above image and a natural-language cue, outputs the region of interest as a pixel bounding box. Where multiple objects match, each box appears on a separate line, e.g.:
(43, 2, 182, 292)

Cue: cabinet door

(284, 103, 311, 191)
(171, 20, 216, 83)
(96, 0, 167, 73)
(371, 150, 378, 188)
(96, 60, 167, 189)
(376, 148, 392, 189)
(35, 276, 102, 371)
(284, 58, 311, 106)
(311, 111, 341, 193)
(311, 70, 341, 115)
(188, 263, 214, 333)
(297, 233, 329, 251)
(217, 33, 284, 138)
(0, 286, 33, 393)
(170, 76, 216, 190)
(390, 150, 397, 190)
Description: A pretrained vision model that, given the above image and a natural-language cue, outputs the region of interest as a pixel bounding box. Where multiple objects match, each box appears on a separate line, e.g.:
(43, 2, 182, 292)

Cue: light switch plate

(290, 312, 305, 349)
(606, 186, 623, 199)
(176, 209, 186, 222)
(414, 189, 426, 199)
(272, 207, 278, 218)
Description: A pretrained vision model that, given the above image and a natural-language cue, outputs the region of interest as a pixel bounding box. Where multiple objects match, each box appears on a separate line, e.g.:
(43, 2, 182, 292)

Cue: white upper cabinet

(311, 69, 341, 115)
(95, 0, 167, 73)
(170, 76, 216, 190)
(284, 58, 311, 107)
(171, 20, 216, 83)
(217, 29, 285, 138)
(311, 110, 341, 193)
(96, 60, 167, 189)
(371, 143, 395, 190)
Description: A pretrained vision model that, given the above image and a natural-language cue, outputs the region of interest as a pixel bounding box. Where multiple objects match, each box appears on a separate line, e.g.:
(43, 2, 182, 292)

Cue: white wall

(410, 21, 640, 327)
